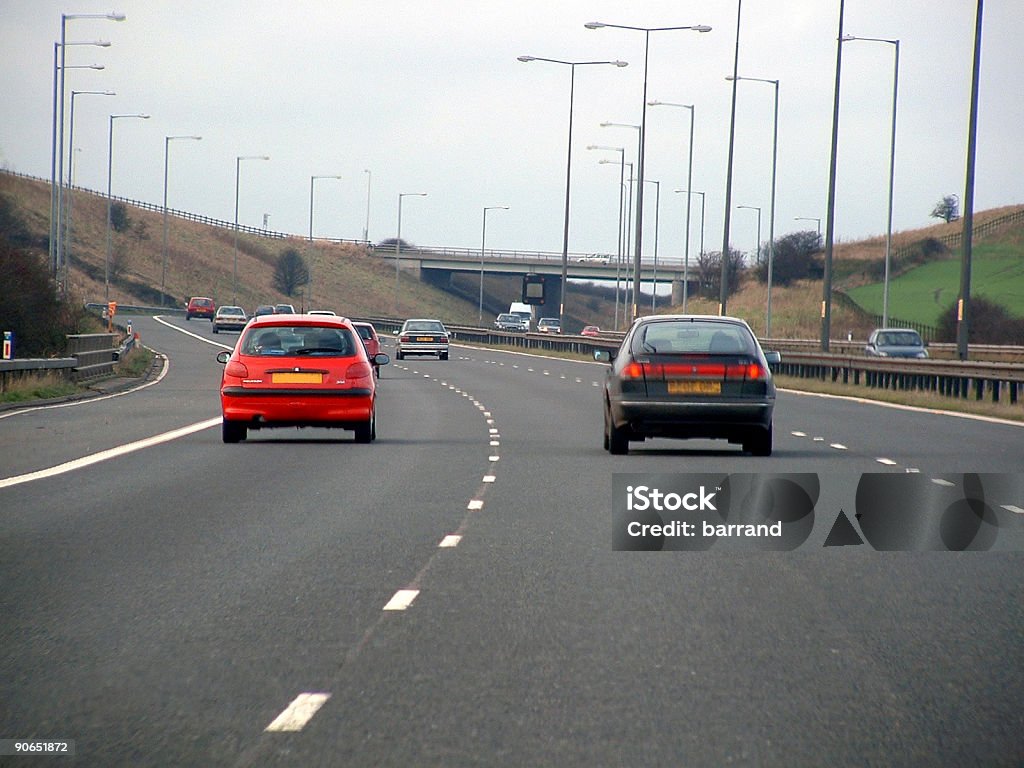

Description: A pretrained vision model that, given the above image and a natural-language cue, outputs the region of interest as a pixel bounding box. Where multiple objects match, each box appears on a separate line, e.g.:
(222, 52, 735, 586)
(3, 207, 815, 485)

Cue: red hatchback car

(216, 315, 389, 443)
(351, 321, 382, 377)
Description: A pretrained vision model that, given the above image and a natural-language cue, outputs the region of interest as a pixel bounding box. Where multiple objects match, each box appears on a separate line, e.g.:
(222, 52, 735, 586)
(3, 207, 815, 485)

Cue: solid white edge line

(265, 692, 331, 732)
(778, 386, 1024, 428)
(383, 589, 420, 611)
(0, 416, 223, 490)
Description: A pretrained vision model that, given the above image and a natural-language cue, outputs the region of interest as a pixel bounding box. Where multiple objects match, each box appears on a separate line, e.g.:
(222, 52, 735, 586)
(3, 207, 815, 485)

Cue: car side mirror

(594, 349, 615, 363)
(763, 350, 781, 365)
(216, 351, 230, 364)
(373, 353, 391, 366)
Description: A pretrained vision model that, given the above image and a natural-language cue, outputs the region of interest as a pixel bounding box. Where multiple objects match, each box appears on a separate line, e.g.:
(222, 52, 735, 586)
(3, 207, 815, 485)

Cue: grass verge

(0, 371, 79, 403)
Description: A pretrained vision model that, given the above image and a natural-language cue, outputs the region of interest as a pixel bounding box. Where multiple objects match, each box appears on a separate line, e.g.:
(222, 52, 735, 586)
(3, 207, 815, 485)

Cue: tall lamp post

(728, 74, 779, 335)
(51, 48, 106, 279)
(585, 21, 711, 323)
(105, 112, 149, 302)
(648, 100, 695, 312)
(232, 155, 269, 304)
(589, 145, 626, 329)
(645, 179, 661, 311)
(842, 34, 899, 328)
(518, 55, 628, 333)
(479, 206, 509, 323)
(395, 192, 427, 315)
(675, 189, 706, 310)
(162, 135, 201, 306)
(794, 216, 821, 237)
(737, 205, 765, 331)
(821, 0, 847, 351)
(309, 174, 343, 306)
(52, 10, 125, 277)
(64, 88, 114, 287)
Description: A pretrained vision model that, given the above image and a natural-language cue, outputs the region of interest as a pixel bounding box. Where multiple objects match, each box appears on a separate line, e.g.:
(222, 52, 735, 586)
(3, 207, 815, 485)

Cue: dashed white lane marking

(439, 535, 462, 547)
(265, 693, 331, 732)
(383, 589, 420, 611)
(483, 475, 496, 483)
(876, 458, 898, 466)
(467, 499, 484, 511)
(0, 416, 223, 490)
(1002, 505, 1024, 515)
(931, 479, 957, 487)
(792, 431, 808, 437)
(489, 455, 500, 462)
(830, 443, 848, 450)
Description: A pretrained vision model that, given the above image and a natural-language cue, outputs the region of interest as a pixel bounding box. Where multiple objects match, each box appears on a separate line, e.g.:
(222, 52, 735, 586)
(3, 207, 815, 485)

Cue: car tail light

(400, 335, 411, 343)
(225, 360, 248, 378)
(345, 361, 372, 379)
(622, 362, 646, 379)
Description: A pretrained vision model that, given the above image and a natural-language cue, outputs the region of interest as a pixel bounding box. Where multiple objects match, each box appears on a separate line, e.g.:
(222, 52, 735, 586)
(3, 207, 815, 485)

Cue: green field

(846, 242, 1024, 327)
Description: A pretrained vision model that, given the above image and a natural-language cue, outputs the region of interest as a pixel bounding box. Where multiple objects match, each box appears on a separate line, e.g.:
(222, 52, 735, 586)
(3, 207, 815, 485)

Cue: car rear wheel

(440, 352, 449, 360)
(354, 410, 375, 443)
(222, 419, 246, 443)
(212, 326, 219, 334)
(743, 423, 772, 456)
(605, 402, 629, 455)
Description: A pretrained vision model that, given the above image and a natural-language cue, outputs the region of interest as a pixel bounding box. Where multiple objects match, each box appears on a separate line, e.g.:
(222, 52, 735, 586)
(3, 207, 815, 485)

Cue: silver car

(596, 315, 780, 455)
(864, 328, 928, 358)
(212, 305, 248, 333)
(396, 318, 450, 360)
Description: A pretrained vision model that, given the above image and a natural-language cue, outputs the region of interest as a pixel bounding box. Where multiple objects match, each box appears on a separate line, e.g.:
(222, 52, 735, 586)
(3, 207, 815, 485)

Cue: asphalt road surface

(1, 315, 1022, 766)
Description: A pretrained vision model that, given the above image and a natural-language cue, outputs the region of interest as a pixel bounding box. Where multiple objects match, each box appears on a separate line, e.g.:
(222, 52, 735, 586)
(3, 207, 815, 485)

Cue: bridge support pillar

(671, 279, 685, 306)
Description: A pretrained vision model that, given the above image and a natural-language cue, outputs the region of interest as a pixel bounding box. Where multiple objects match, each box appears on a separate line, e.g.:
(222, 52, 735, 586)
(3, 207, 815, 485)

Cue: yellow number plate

(416, 336, 434, 342)
(668, 380, 721, 395)
(272, 372, 322, 384)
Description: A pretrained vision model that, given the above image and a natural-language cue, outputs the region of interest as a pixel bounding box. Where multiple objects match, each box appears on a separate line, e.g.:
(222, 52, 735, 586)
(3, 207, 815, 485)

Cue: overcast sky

(2, 1, 1021, 262)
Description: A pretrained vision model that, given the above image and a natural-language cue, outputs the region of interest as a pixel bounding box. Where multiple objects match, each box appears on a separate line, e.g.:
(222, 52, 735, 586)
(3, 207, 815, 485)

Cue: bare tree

(930, 194, 960, 223)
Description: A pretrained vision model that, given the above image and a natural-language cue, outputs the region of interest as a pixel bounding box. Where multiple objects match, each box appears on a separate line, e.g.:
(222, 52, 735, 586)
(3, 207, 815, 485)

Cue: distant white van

(508, 302, 534, 328)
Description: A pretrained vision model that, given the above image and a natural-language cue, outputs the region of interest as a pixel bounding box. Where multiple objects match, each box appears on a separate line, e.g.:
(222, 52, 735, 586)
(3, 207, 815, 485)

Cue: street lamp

(727, 74, 779, 336)
(518, 55, 628, 333)
(233, 154, 270, 304)
(821, 0, 848, 351)
(645, 179, 661, 311)
(162, 135, 201, 306)
(794, 216, 821, 237)
(52, 9, 125, 276)
(589, 145, 626, 328)
(479, 206, 510, 324)
(586, 20, 711, 321)
(64, 88, 114, 287)
(105, 113, 149, 303)
(648, 100, 696, 312)
(600, 158, 634, 328)
(50, 45, 106, 278)
(674, 189, 706, 310)
(737, 205, 765, 332)
(395, 192, 427, 315)
(842, 33, 900, 328)
(309, 174, 343, 306)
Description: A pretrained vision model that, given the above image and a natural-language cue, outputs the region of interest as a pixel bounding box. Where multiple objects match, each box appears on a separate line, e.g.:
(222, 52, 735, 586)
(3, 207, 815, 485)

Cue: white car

(212, 305, 248, 333)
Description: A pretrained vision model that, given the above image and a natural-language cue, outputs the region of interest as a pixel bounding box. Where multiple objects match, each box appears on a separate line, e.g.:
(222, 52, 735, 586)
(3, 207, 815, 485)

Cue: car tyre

(605, 402, 629, 455)
(212, 326, 219, 334)
(355, 410, 374, 443)
(744, 423, 773, 456)
(440, 352, 449, 360)
(396, 350, 404, 360)
(222, 419, 246, 443)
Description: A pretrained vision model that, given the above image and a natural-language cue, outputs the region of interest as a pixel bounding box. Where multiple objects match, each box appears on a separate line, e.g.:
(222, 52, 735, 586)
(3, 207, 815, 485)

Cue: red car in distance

(352, 321, 383, 378)
(216, 315, 389, 443)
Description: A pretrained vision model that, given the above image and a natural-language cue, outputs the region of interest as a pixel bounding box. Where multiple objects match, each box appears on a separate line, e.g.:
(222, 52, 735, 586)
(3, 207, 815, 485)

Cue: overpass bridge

(370, 244, 697, 304)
